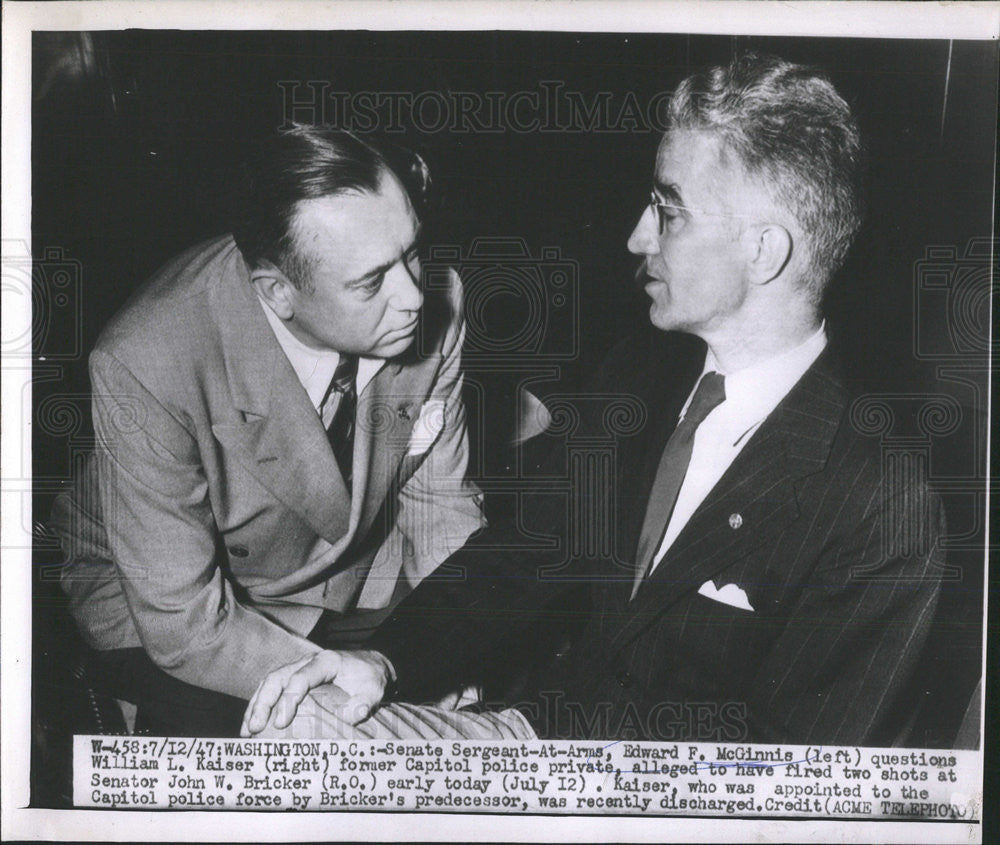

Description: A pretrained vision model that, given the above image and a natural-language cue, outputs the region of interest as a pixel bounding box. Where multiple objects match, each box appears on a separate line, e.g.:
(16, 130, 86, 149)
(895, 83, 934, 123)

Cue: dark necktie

(631, 371, 726, 599)
(325, 355, 358, 489)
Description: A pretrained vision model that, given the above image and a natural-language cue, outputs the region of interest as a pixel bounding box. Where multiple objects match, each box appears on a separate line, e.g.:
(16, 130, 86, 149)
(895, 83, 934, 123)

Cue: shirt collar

(695, 321, 828, 440)
(258, 297, 385, 409)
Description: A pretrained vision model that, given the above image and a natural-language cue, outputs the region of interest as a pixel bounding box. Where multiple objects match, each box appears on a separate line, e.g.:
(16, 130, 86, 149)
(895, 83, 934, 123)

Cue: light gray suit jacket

(52, 236, 484, 700)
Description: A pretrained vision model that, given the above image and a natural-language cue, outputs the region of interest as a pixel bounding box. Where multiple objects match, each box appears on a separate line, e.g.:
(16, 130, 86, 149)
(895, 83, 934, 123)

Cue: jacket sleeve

(357, 325, 487, 611)
(368, 316, 635, 700)
(370, 524, 573, 704)
(355, 270, 486, 609)
(745, 468, 945, 745)
(88, 349, 321, 701)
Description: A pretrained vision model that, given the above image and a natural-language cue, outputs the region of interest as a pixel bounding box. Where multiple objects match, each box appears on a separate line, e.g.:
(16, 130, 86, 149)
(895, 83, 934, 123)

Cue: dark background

(28, 31, 996, 808)
(29, 31, 997, 483)
(30, 32, 996, 395)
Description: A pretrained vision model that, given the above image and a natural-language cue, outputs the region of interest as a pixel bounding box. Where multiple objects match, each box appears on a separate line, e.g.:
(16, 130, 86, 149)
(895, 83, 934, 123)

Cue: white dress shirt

(258, 298, 384, 426)
(648, 323, 828, 573)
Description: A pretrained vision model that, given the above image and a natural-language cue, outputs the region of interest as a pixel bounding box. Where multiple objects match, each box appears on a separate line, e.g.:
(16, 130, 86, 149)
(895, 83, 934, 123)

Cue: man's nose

(387, 261, 424, 312)
(627, 206, 660, 256)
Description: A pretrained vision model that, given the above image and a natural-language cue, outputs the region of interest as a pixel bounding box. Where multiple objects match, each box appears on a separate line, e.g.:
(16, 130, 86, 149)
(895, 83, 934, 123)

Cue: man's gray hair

(667, 52, 866, 296)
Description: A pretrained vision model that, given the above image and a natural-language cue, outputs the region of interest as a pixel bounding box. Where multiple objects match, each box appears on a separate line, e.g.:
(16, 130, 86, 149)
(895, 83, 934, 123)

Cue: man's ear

(250, 261, 297, 320)
(744, 222, 793, 285)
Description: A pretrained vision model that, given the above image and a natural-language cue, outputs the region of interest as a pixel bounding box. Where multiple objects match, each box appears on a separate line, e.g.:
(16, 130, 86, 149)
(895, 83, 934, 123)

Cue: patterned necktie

(325, 354, 359, 489)
(631, 371, 726, 599)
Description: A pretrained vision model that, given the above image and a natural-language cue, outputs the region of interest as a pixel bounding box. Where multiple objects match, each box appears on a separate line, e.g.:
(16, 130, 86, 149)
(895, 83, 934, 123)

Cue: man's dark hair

(666, 52, 866, 297)
(232, 125, 430, 289)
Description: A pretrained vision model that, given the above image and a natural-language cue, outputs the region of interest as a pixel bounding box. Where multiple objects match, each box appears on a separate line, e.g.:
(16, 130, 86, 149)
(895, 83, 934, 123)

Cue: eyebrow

(652, 178, 683, 205)
(346, 226, 423, 286)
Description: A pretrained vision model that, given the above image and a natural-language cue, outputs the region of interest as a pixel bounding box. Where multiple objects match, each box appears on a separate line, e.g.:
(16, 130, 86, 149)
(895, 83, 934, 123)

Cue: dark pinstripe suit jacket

(373, 329, 945, 745)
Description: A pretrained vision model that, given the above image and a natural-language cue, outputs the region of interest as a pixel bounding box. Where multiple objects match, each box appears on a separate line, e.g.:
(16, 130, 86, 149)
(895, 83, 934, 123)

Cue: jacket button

(615, 670, 633, 689)
(229, 545, 249, 558)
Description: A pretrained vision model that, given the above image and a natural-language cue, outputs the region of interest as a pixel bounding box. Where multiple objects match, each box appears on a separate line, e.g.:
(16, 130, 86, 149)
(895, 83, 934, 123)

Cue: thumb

(342, 693, 378, 726)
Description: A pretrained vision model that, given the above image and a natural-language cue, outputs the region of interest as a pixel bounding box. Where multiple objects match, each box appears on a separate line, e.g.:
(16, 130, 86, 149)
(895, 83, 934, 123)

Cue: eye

(356, 274, 384, 297)
(656, 202, 685, 234)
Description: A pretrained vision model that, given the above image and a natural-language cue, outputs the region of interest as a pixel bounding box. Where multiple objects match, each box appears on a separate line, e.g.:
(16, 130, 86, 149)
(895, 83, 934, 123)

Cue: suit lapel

(208, 249, 352, 544)
(601, 335, 706, 615)
(353, 358, 433, 534)
(607, 349, 847, 653)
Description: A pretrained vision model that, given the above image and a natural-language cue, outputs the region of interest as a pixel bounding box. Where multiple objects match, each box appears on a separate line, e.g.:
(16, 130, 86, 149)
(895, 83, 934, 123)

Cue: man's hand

(240, 649, 393, 737)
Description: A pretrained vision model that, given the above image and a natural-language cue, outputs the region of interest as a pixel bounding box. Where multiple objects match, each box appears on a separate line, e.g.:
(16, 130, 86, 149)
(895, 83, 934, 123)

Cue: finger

(269, 652, 344, 730)
(243, 656, 312, 734)
(340, 691, 379, 726)
(271, 671, 320, 729)
(242, 682, 271, 736)
(245, 665, 298, 734)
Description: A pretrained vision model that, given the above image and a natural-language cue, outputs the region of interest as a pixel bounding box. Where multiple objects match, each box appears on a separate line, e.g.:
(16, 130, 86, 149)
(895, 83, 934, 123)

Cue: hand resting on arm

(240, 649, 394, 737)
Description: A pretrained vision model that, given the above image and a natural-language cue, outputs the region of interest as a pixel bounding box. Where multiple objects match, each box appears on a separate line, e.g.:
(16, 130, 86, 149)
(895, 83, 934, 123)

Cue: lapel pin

(729, 513, 743, 530)
(397, 406, 411, 421)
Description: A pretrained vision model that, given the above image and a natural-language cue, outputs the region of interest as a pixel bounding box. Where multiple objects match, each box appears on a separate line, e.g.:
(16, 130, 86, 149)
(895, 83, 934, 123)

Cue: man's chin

(373, 332, 417, 359)
(648, 303, 679, 333)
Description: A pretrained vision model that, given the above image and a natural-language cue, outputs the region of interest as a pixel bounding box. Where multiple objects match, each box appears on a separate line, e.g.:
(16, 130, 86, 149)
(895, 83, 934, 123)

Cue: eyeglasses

(648, 191, 756, 236)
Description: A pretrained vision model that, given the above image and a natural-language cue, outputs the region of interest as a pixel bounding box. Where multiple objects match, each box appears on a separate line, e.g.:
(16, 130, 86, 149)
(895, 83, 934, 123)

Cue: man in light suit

(243, 54, 945, 745)
(51, 127, 485, 735)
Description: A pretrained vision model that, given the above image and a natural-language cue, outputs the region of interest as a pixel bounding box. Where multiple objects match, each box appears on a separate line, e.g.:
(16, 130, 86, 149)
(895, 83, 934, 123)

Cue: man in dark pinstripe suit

(242, 54, 945, 746)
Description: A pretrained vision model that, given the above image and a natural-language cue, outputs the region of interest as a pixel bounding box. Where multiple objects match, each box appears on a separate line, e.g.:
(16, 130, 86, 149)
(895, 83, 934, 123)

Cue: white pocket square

(697, 580, 755, 612)
(406, 399, 446, 456)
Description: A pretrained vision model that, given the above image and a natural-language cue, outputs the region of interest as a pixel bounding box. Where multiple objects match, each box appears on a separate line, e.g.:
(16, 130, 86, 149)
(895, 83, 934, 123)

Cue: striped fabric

(368, 332, 950, 745)
(260, 689, 536, 741)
